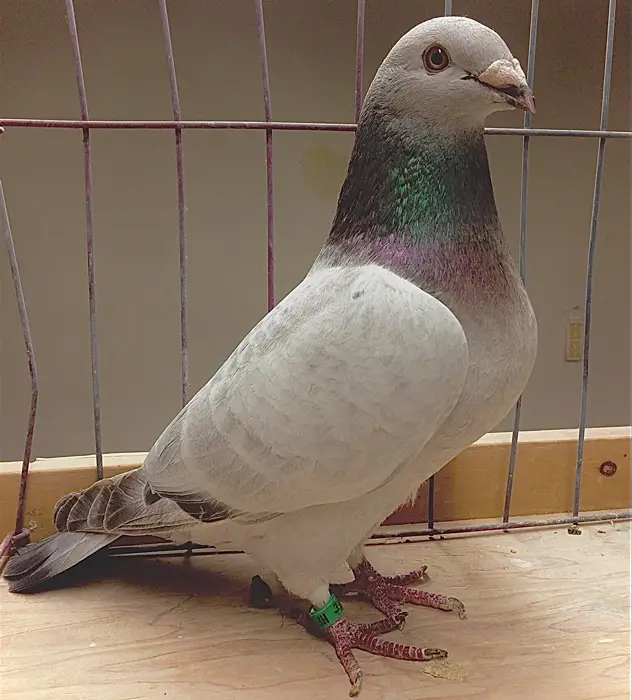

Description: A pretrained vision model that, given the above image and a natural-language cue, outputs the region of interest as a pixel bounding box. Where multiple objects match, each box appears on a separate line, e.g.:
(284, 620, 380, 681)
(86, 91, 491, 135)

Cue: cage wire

(0, 0, 630, 563)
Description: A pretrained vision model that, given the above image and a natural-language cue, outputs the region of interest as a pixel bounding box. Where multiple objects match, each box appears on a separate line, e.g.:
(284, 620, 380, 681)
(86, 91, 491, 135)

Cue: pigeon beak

(475, 58, 536, 114)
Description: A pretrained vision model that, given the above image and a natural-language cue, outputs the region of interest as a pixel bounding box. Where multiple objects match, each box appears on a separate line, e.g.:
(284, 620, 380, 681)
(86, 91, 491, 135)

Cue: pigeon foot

(296, 612, 447, 696)
(332, 558, 466, 625)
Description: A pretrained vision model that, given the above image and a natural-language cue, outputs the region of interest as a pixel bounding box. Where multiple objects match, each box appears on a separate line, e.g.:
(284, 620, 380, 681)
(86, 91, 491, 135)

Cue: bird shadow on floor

(17, 550, 256, 597)
(13, 548, 318, 625)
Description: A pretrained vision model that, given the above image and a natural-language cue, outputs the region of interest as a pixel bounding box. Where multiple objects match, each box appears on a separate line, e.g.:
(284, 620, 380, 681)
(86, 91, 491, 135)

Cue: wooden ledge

(0, 427, 629, 541)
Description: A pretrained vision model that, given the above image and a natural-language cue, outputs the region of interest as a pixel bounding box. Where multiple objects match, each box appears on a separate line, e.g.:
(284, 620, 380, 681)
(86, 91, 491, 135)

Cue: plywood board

(1, 523, 629, 700)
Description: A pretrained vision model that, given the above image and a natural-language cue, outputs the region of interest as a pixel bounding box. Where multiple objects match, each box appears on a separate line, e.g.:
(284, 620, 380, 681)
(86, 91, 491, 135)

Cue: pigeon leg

(332, 557, 465, 625)
(249, 575, 276, 608)
(295, 610, 447, 697)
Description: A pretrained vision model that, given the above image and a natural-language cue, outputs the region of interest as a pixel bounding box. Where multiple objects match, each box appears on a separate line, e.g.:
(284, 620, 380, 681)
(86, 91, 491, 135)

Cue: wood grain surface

(1, 522, 629, 700)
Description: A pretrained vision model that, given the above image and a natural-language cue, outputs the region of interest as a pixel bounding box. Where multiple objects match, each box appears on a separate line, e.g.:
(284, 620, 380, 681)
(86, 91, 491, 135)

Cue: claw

(349, 671, 363, 697)
(391, 586, 467, 619)
(380, 565, 428, 586)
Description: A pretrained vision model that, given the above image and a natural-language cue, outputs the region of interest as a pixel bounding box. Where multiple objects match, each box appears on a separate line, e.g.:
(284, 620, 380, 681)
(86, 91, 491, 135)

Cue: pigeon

(3, 16, 538, 695)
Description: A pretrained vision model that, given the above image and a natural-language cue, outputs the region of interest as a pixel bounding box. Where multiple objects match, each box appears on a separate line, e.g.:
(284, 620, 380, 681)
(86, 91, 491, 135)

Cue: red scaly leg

(332, 558, 465, 624)
(296, 613, 447, 697)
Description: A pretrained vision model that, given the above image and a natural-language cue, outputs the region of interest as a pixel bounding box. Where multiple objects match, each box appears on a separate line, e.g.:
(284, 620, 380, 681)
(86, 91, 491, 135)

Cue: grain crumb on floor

(420, 658, 467, 681)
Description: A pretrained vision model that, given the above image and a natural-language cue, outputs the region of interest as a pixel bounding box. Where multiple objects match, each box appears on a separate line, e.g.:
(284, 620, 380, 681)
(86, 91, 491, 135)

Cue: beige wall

(1, 0, 630, 462)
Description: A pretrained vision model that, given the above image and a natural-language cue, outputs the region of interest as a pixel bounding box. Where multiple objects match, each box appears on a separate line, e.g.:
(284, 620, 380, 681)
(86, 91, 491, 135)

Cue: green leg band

(308, 593, 344, 629)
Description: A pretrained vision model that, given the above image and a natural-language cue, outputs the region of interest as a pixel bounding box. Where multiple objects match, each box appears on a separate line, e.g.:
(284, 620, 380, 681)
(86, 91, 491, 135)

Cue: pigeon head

(322, 16, 530, 305)
(364, 16, 535, 127)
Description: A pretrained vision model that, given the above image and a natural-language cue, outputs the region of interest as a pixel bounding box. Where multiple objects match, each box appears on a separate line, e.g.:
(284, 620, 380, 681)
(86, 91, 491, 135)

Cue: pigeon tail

(2, 531, 118, 592)
(3, 468, 195, 593)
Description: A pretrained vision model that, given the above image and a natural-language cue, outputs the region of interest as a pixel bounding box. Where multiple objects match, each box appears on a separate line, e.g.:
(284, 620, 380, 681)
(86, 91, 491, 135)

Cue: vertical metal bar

(65, 0, 103, 481)
(573, 0, 617, 519)
(158, 0, 189, 407)
(428, 0, 457, 529)
(426, 478, 436, 531)
(354, 0, 366, 122)
(254, 0, 275, 311)
(0, 179, 39, 536)
(503, 0, 540, 524)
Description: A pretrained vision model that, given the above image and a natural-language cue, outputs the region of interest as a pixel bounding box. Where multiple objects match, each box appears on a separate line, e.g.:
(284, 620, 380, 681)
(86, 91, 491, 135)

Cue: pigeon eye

(423, 45, 450, 72)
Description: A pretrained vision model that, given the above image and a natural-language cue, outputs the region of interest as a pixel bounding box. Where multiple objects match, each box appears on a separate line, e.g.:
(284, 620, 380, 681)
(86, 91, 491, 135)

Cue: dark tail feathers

(2, 532, 118, 593)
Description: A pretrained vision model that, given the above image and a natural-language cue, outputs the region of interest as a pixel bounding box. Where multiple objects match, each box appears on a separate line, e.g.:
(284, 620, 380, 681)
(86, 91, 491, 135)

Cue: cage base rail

(102, 510, 631, 559)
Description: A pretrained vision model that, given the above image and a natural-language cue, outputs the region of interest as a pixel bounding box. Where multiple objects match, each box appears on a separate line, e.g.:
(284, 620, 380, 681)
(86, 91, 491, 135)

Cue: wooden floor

(1, 523, 629, 700)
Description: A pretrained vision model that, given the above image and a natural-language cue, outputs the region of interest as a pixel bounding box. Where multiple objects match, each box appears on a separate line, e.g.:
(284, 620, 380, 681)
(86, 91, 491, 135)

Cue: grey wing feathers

(3, 465, 224, 594)
(2, 532, 117, 593)
(141, 403, 274, 525)
(54, 468, 199, 536)
(3, 411, 246, 594)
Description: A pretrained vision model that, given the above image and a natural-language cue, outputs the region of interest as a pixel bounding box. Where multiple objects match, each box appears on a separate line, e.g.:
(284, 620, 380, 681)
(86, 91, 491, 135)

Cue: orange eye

(423, 45, 450, 72)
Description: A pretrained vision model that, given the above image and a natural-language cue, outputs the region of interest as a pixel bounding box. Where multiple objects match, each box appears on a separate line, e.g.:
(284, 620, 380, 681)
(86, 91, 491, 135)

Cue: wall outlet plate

(565, 307, 584, 362)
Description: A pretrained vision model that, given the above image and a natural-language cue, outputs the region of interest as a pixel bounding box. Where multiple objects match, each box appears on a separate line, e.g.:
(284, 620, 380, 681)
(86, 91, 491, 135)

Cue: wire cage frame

(1, 0, 630, 562)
